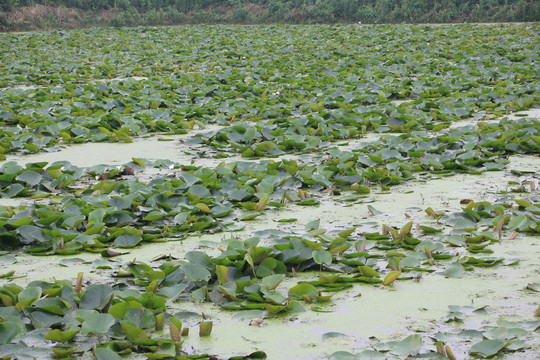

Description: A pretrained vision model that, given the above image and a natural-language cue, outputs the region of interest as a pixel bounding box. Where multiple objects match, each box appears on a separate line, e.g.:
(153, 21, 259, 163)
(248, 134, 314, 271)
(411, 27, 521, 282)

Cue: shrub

(233, 6, 249, 23)
(0, 11, 10, 30)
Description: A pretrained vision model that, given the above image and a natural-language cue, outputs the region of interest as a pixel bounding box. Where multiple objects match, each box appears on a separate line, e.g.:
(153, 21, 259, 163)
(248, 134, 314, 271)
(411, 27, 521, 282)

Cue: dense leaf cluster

(0, 24, 538, 157)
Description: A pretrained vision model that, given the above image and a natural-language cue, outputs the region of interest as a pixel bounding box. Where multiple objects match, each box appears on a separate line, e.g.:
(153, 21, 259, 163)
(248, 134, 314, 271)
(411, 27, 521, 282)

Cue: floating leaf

(383, 271, 401, 286)
(288, 283, 319, 301)
(94, 347, 123, 360)
(526, 283, 540, 292)
(121, 321, 157, 346)
(199, 321, 212, 337)
(312, 250, 332, 265)
(367, 205, 382, 215)
(375, 334, 422, 356)
(79, 284, 114, 311)
(45, 329, 79, 343)
(322, 332, 349, 341)
(358, 266, 380, 278)
(169, 317, 183, 342)
(80, 312, 114, 336)
(469, 339, 507, 358)
(443, 263, 466, 278)
(329, 351, 359, 360)
(181, 264, 211, 283)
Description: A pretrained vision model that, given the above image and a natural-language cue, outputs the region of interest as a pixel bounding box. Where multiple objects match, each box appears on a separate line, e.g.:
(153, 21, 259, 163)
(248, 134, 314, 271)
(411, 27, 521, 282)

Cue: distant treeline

(1, 0, 539, 31)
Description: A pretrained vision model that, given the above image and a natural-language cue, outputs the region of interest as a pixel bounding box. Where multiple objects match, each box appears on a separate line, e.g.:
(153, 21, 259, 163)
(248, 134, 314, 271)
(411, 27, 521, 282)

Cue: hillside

(1, 0, 539, 31)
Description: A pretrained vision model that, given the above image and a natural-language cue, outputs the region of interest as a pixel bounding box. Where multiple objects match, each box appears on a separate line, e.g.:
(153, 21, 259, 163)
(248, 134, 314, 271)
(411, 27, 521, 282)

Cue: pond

(0, 23, 539, 360)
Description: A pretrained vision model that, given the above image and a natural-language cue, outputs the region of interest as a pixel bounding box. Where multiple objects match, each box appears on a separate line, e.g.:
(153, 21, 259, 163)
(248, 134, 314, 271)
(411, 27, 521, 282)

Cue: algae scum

(0, 24, 539, 359)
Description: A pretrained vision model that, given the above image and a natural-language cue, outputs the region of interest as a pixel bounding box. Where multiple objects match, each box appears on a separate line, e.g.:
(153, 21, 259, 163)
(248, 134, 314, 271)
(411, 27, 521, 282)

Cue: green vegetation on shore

(1, 0, 539, 31)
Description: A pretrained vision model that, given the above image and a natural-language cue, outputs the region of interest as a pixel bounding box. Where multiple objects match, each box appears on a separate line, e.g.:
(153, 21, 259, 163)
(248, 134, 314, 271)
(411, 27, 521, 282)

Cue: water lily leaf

(526, 283, 540, 292)
(259, 274, 284, 293)
(446, 235, 466, 247)
(33, 297, 71, 315)
(328, 351, 358, 360)
(256, 257, 286, 278)
(16, 286, 42, 308)
(0, 341, 49, 358)
(461, 256, 504, 267)
(443, 263, 466, 278)
(448, 305, 487, 317)
(15, 171, 42, 187)
(25, 308, 63, 328)
(169, 317, 182, 342)
(80, 312, 115, 336)
(356, 350, 387, 359)
(299, 199, 319, 206)
(131, 157, 146, 169)
(240, 212, 261, 221)
(181, 263, 211, 283)
(502, 339, 523, 352)
(173, 212, 189, 225)
(211, 205, 233, 218)
(322, 332, 349, 341)
(257, 196, 270, 212)
(515, 199, 532, 208)
(121, 321, 157, 346)
(338, 228, 356, 239)
(0, 321, 22, 344)
(186, 251, 214, 270)
(264, 303, 287, 314)
(199, 321, 212, 337)
(187, 185, 211, 199)
(483, 326, 527, 340)
(419, 225, 442, 233)
(46, 165, 63, 179)
(306, 219, 320, 231)
(94, 347, 123, 360)
(312, 250, 332, 265)
(375, 334, 422, 356)
(157, 284, 188, 299)
(351, 184, 370, 194)
(114, 234, 143, 248)
(195, 203, 212, 213)
(276, 218, 297, 223)
(288, 283, 318, 301)
(124, 308, 155, 329)
(1, 162, 22, 175)
(356, 350, 387, 360)
(108, 300, 142, 319)
(228, 189, 251, 201)
(469, 339, 507, 358)
(145, 342, 177, 359)
(101, 249, 127, 258)
(358, 266, 380, 278)
(0, 271, 16, 279)
(230, 351, 268, 359)
(264, 293, 287, 305)
(507, 215, 529, 231)
(367, 205, 382, 215)
(79, 284, 114, 311)
(191, 286, 208, 303)
(58, 258, 84, 267)
(0, 256, 17, 265)
(45, 329, 79, 343)
(3, 184, 24, 198)
(143, 210, 166, 221)
(383, 271, 401, 285)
